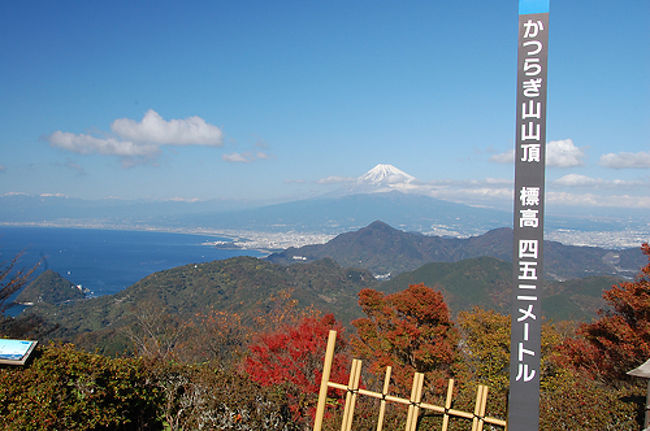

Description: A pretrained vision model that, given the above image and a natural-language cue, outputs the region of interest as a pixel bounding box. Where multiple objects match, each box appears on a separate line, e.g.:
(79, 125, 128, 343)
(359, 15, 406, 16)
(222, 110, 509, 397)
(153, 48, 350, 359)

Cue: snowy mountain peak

(358, 164, 416, 185)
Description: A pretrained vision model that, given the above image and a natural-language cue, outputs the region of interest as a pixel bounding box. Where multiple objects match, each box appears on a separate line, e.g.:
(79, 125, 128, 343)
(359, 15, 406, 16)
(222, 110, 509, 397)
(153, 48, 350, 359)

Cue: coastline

(0, 221, 335, 253)
(1, 220, 646, 250)
(0, 224, 276, 301)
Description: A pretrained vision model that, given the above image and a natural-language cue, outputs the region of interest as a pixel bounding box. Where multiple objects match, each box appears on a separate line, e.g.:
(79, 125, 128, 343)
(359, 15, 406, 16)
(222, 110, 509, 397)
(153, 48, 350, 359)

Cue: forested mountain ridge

(8, 254, 624, 356)
(267, 220, 644, 280)
(381, 256, 620, 321)
(13, 256, 378, 353)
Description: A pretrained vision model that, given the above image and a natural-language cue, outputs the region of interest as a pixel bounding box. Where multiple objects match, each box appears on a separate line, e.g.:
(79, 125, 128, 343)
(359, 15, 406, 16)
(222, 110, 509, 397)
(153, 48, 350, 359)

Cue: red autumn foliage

(351, 283, 458, 395)
(244, 313, 350, 424)
(560, 243, 650, 380)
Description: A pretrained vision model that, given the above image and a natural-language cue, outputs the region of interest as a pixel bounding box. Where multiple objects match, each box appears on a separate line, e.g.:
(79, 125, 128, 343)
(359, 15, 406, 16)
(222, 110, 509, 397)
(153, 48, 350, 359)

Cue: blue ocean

(0, 227, 264, 299)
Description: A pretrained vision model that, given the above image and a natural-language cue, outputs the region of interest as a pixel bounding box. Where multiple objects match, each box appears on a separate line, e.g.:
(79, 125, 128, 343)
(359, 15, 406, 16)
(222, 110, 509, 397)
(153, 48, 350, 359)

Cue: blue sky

(1, 0, 648, 213)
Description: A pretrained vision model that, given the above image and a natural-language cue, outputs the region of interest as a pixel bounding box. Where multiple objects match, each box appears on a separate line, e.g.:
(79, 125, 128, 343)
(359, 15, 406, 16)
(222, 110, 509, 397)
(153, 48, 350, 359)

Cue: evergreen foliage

(16, 269, 85, 305)
(382, 257, 619, 321)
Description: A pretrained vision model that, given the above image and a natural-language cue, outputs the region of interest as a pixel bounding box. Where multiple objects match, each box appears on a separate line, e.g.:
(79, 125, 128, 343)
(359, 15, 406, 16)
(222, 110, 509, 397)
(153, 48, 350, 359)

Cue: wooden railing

(313, 330, 507, 431)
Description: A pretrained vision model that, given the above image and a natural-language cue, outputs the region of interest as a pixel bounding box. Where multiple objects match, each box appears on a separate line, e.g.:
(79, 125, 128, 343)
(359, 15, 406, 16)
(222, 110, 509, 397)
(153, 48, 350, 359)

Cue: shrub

(153, 361, 300, 431)
(0, 343, 162, 430)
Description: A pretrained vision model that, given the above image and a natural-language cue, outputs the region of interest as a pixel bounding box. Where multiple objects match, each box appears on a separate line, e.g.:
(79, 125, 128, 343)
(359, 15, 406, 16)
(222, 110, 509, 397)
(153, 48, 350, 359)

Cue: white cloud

(433, 186, 650, 209)
(316, 176, 356, 185)
(111, 110, 223, 146)
(49, 110, 223, 165)
(546, 139, 584, 167)
(433, 179, 650, 209)
(600, 151, 650, 169)
(490, 139, 585, 167)
(49, 131, 157, 157)
(548, 191, 650, 209)
(485, 177, 512, 185)
(428, 186, 513, 202)
(490, 151, 514, 163)
(40, 193, 67, 198)
(553, 174, 600, 187)
(420, 178, 513, 189)
(222, 153, 250, 163)
(554, 174, 643, 188)
(221, 146, 272, 163)
(166, 197, 201, 203)
(350, 175, 516, 205)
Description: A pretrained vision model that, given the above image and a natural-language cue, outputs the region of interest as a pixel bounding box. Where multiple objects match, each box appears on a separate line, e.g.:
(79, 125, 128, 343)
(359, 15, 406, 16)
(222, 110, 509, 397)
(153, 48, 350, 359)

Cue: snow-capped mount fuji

(358, 164, 416, 185)
(354, 164, 418, 193)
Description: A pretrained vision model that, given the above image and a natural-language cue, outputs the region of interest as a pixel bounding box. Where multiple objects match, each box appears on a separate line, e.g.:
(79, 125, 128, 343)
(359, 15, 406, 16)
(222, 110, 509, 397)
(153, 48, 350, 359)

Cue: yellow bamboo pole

(404, 374, 417, 431)
(413, 373, 425, 431)
(405, 372, 424, 431)
(441, 379, 454, 431)
(339, 360, 357, 431)
(471, 385, 485, 431)
(319, 351, 507, 430)
(376, 366, 392, 431)
(340, 359, 363, 431)
(348, 360, 363, 430)
(484, 416, 507, 427)
(313, 330, 337, 431)
(326, 380, 506, 428)
(477, 385, 489, 431)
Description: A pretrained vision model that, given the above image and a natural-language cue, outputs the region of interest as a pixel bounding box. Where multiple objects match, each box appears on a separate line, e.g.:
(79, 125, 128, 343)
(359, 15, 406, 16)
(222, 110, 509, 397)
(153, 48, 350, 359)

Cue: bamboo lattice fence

(313, 330, 507, 431)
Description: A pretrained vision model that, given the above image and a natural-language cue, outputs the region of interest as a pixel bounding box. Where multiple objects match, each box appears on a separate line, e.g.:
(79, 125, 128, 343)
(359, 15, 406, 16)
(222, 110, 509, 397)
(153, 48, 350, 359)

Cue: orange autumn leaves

(351, 283, 458, 395)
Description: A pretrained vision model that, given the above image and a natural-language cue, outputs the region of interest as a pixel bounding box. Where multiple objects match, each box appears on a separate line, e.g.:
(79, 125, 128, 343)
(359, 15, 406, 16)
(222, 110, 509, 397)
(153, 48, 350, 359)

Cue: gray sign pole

(508, 1, 549, 430)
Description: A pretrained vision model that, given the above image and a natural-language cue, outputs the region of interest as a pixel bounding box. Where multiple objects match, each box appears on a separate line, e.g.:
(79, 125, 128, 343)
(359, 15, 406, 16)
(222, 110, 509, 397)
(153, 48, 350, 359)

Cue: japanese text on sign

(510, 3, 549, 430)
